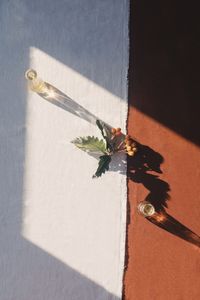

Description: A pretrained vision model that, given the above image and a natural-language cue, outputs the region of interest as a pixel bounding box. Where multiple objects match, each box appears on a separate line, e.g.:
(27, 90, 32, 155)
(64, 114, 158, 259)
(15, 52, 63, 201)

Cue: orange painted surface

(124, 2, 200, 300)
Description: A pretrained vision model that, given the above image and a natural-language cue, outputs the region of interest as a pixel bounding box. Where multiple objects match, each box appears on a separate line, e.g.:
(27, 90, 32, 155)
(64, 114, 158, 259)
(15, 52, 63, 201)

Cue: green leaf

(71, 136, 107, 154)
(96, 120, 113, 152)
(93, 155, 111, 178)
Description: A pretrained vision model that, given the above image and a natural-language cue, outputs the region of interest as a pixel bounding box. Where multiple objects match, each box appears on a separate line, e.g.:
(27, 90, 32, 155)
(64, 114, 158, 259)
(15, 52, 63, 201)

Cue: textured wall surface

(0, 1, 129, 299)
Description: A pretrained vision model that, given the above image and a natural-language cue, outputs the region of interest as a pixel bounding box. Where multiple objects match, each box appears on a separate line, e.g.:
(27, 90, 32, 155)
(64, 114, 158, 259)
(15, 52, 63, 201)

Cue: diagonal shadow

(147, 212, 200, 248)
(0, 28, 119, 300)
(1, 237, 119, 300)
(129, 0, 200, 145)
(127, 0, 200, 248)
(0, 1, 127, 299)
(127, 140, 200, 248)
(36, 80, 200, 248)
(127, 142, 169, 212)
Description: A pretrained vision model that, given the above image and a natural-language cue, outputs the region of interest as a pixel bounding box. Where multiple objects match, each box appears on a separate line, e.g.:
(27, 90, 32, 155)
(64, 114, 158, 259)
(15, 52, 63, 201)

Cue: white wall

(0, 1, 129, 299)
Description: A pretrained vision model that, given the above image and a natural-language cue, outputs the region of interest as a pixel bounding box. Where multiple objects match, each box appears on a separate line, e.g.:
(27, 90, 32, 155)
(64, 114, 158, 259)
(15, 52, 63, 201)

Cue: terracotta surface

(124, 2, 200, 300)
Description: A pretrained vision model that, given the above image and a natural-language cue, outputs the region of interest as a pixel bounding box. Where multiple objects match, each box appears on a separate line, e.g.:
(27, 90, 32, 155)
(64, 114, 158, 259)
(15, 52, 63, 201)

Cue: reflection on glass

(25, 69, 47, 93)
(138, 201, 155, 217)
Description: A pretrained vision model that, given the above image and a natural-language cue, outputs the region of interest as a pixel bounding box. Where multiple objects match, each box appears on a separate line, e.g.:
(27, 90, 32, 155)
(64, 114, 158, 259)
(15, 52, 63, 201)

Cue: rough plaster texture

(0, 1, 129, 299)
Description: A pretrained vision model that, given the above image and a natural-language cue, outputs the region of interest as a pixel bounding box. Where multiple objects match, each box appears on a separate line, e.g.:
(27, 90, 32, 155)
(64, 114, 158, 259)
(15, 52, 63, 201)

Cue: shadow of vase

(127, 141, 200, 248)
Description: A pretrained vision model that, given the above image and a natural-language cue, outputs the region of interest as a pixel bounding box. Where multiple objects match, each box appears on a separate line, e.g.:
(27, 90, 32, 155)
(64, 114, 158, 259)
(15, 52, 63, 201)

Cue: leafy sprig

(71, 120, 137, 178)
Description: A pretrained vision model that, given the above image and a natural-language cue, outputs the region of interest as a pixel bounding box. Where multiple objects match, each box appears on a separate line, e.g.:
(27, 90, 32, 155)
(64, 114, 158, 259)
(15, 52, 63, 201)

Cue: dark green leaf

(93, 155, 111, 178)
(96, 120, 113, 152)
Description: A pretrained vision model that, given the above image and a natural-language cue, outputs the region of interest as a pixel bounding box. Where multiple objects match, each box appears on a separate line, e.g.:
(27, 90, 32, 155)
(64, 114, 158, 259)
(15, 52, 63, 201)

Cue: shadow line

(147, 212, 200, 248)
(127, 140, 200, 248)
(1, 1, 128, 298)
(129, 1, 200, 145)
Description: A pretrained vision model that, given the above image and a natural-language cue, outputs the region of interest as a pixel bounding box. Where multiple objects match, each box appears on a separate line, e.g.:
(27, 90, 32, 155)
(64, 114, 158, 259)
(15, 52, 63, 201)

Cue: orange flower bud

(116, 128, 121, 133)
(128, 151, 135, 156)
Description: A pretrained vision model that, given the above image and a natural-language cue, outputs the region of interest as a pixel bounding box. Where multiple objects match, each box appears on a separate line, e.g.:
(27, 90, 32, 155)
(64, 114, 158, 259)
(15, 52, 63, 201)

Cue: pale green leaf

(71, 136, 107, 154)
